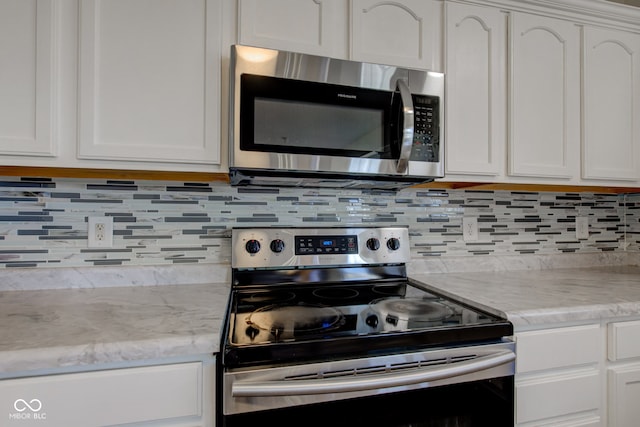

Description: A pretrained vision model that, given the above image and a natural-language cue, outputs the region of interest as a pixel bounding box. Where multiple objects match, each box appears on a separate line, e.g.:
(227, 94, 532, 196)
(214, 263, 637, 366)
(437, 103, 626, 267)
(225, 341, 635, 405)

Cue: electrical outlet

(88, 216, 113, 248)
(576, 216, 589, 240)
(462, 217, 479, 242)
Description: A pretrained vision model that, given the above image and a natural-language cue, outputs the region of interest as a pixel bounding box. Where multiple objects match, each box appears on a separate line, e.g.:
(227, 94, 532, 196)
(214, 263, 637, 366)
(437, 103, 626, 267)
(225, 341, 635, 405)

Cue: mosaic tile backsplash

(0, 176, 638, 269)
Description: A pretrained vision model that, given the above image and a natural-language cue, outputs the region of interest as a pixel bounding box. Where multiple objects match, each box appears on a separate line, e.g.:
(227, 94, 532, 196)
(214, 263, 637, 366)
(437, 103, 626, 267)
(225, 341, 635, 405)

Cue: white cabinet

(508, 12, 581, 180)
(351, 0, 441, 70)
(609, 364, 640, 427)
(608, 319, 640, 362)
(608, 320, 640, 427)
(0, 362, 214, 427)
(444, 2, 506, 177)
(517, 371, 601, 426)
(443, 3, 640, 186)
(515, 324, 603, 426)
(237, 0, 442, 70)
(237, 0, 348, 58)
(77, 0, 221, 165)
(582, 26, 640, 182)
(0, 0, 57, 157)
(516, 319, 640, 427)
(3, 0, 639, 179)
(0, 0, 223, 172)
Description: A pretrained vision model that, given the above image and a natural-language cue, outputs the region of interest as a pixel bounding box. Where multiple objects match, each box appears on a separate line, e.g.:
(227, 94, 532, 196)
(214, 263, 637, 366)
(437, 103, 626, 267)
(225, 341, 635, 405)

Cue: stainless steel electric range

(218, 227, 515, 427)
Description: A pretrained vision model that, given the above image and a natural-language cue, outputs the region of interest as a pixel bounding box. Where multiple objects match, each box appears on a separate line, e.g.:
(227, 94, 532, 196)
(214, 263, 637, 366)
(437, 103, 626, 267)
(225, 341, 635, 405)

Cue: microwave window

(254, 98, 384, 154)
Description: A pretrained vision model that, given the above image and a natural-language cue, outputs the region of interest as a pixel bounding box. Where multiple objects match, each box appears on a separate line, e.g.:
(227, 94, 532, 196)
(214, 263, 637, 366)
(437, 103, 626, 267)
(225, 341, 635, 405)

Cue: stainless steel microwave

(229, 45, 444, 190)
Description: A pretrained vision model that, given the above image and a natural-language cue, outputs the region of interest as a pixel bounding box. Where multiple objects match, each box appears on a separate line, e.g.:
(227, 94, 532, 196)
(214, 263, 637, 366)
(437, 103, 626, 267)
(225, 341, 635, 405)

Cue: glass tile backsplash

(0, 177, 638, 268)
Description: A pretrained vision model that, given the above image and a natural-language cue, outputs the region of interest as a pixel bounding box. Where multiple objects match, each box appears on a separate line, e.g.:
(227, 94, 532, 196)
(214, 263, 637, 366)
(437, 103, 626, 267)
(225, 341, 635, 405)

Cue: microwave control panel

(410, 94, 439, 163)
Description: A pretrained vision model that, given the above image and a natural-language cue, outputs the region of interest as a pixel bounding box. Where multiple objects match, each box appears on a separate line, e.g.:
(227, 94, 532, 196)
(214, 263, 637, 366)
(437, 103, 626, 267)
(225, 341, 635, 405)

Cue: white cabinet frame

(77, 0, 221, 165)
(0, 0, 58, 157)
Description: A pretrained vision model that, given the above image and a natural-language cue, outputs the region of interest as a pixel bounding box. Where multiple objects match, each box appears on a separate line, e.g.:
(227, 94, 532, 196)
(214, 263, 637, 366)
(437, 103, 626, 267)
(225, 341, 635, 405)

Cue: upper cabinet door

(237, 0, 347, 58)
(444, 2, 506, 177)
(508, 13, 580, 179)
(0, 0, 57, 157)
(78, 0, 220, 164)
(351, 0, 441, 70)
(582, 26, 640, 182)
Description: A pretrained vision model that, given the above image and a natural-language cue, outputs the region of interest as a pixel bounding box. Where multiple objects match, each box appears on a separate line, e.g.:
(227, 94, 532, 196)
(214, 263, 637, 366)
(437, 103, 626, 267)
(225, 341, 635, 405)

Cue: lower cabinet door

(609, 363, 640, 427)
(1, 362, 202, 427)
(516, 369, 600, 424)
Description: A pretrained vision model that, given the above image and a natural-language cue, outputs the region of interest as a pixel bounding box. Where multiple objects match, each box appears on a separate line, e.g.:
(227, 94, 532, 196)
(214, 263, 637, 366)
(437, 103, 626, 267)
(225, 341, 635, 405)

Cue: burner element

(240, 291, 296, 304)
(372, 284, 406, 296)
(312, 287, 359, 300)
(372, 298, 454, 323)
(245, 304, 345, 338)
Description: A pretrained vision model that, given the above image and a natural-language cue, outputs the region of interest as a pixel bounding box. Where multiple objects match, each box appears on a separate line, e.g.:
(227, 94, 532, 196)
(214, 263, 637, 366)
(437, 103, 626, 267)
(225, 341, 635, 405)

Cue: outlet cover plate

(88, 216, 114, 248)
(463, 217, 479, 242)
(576, 216, 589, 240)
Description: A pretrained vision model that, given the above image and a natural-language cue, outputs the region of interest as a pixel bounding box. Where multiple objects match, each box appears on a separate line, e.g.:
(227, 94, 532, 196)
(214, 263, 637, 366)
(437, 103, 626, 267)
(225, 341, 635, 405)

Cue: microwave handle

(396, 79, 414, 174)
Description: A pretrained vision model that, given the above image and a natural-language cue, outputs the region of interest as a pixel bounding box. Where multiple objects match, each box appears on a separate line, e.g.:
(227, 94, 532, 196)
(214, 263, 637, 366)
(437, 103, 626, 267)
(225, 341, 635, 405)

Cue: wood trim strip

(0, 166, 638, 193)
(414, 181, 640, 194)
(0, 166, 228, 182)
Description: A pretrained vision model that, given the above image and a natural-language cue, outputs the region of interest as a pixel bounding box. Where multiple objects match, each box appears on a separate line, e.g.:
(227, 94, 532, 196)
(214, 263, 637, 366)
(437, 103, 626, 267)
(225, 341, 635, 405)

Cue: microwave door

(395, 80, 414, 174)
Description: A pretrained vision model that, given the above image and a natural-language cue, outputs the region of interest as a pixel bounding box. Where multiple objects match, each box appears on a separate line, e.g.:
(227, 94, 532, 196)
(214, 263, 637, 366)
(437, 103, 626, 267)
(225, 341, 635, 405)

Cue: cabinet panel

(608, 320, 640, 361)
(0, 363, 202, 427)
(509, 12, 580, 179)
(445, 2, 505, 176)
(78, 0, 220, 164)
(516, 325, 600, 373)
(238, 0, 347, 58)
(608, 364, 640, 427)
(582, 26, 640, 181)
(516, 369, 600, 424)
(351, 0, 441, 70)
(0, 0, 56, 157)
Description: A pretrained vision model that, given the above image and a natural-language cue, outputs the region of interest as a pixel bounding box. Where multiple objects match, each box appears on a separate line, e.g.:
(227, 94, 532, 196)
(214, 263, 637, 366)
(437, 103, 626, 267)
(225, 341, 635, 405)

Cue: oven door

(220, 341, 515, 427)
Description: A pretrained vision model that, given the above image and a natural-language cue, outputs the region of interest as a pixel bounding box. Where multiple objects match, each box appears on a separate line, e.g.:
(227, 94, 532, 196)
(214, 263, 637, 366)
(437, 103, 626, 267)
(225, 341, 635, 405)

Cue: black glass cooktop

(222, 281, 512, 368)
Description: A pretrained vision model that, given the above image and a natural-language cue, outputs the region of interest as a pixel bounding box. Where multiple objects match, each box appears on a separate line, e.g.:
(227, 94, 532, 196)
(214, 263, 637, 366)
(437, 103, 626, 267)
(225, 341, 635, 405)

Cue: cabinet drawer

(608, 320, 640, 361)
(516, 369, 601, 424)
(0, 362, 202, 427)
(516, 325, 600, 373)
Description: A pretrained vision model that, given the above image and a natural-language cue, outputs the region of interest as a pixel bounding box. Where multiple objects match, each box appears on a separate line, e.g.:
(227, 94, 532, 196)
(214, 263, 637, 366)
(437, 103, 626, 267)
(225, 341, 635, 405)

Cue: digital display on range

(295, 235, 358, 255)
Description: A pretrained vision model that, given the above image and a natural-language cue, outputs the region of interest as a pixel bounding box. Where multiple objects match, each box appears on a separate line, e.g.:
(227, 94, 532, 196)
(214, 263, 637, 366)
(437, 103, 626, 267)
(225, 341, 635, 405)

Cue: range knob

(245, 325, 260, 340)
(245, 239, 261, 254)
(366, 238, 380, 251)
(365, 314, 379, 328)
(386, 237, 401, 251)
(270, 239, 285, 253)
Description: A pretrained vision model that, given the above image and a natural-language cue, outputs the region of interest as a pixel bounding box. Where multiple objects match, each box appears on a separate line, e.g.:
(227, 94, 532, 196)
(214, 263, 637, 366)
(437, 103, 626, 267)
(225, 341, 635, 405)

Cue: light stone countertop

(0, 282, 231, 376)
(2, 256, 640, 377)
(411, 265, 640, 329)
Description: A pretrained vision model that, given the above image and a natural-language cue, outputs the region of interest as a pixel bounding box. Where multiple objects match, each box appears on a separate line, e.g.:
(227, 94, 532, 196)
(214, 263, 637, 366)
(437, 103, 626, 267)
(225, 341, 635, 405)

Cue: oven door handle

(231, 350, 515, 397)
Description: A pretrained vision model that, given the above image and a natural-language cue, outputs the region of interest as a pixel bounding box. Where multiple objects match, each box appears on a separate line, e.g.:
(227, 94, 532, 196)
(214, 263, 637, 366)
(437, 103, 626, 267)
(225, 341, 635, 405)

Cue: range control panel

(295, 235, 358, 255)
(232, 227, 410, 269)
